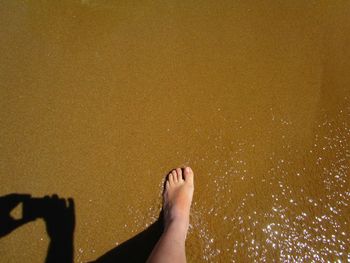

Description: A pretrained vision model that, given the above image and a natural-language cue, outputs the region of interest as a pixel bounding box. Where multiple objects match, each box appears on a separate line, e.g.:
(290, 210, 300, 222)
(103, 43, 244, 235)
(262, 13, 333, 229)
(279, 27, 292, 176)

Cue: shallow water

(0, 0, 349, 262)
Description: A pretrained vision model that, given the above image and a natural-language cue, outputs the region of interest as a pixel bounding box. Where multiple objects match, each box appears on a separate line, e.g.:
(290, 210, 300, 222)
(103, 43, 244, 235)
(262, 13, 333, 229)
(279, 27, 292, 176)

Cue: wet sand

(1, 0, 349, 262)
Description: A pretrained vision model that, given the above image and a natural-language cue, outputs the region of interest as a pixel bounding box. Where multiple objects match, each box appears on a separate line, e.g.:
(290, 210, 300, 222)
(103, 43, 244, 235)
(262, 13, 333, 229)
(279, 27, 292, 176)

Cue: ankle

(165, 216, 189, 233)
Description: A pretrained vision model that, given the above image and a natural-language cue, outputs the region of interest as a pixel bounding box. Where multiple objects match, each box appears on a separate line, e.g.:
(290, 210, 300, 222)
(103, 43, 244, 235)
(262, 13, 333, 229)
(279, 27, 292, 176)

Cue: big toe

(184, 167, 194, 185)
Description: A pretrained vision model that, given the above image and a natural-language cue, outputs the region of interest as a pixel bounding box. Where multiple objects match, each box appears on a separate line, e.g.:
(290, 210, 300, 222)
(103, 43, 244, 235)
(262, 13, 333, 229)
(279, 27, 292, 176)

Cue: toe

(184, 167, 194, 186)
(172, 170, 178, 183)
(169, 173, 175, 185)
(176, 168, 183, 182)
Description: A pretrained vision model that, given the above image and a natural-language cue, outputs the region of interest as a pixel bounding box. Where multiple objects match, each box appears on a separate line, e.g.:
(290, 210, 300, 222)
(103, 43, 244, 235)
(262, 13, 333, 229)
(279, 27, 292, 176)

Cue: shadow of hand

(41, 195, 75, 263)
(42, 195, 75, 241)
(0, 193, 33, 238)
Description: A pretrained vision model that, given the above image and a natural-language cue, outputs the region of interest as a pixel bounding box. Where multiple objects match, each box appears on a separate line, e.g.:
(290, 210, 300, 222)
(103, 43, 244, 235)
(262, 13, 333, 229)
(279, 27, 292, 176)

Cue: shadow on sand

(90, 211, 164, 263)
(0, 193, 163, 263)
(0, 193, 75, 263)
(90, 173, 171, 263)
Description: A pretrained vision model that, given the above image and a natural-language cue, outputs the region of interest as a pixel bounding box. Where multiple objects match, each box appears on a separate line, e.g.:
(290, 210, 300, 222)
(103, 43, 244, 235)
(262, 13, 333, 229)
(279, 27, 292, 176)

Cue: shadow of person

(90, 210, 164, 263)
(0, 193, 75, 263)
(90, 172, 173, 263)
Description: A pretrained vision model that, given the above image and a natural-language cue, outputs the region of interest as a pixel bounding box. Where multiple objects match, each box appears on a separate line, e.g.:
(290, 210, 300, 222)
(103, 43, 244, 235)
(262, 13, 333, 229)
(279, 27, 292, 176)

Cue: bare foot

(163, 167, 194, 232)
(146, 167, 194, 263)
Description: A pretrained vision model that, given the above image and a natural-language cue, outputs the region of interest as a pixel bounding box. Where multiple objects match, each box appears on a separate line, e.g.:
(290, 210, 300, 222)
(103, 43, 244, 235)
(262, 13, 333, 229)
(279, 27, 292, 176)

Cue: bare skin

(147, 167, 194, 263)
